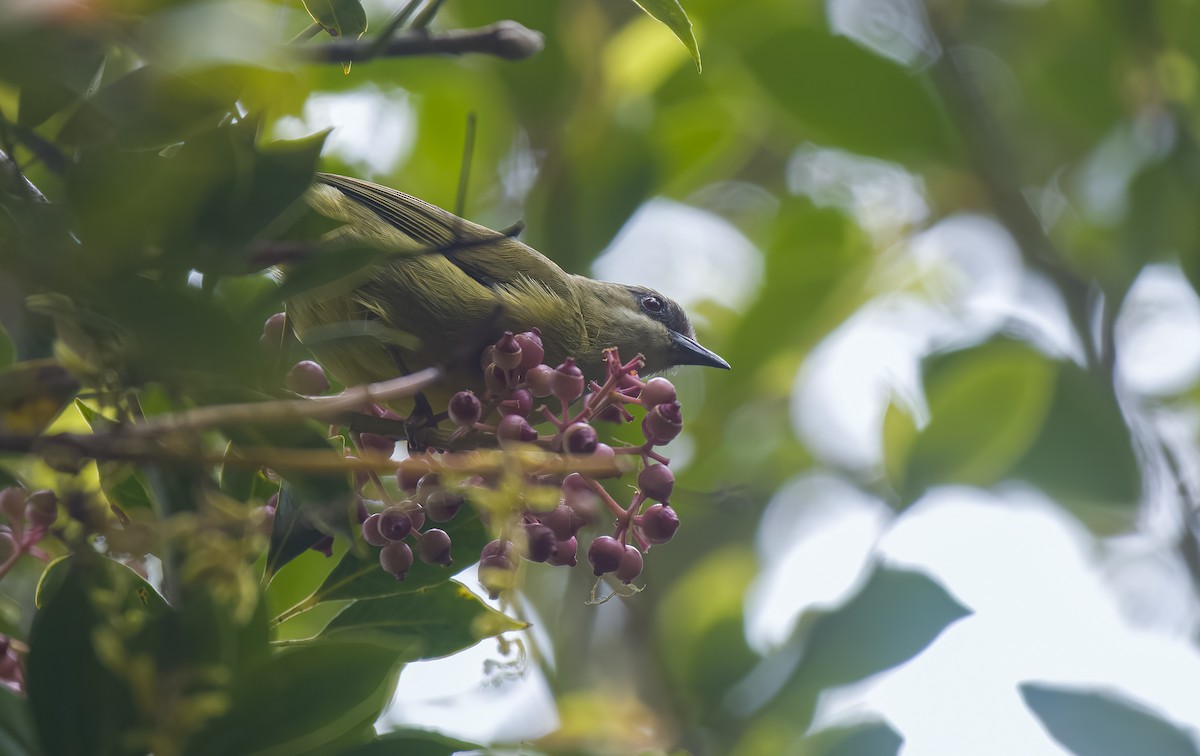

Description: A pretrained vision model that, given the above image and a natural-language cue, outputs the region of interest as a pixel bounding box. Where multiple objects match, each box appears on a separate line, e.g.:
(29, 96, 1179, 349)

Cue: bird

(285, 173, 728, 408)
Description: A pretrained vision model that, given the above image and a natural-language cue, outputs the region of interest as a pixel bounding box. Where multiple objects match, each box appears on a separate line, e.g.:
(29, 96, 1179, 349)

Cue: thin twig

(299, 21, 544, 64)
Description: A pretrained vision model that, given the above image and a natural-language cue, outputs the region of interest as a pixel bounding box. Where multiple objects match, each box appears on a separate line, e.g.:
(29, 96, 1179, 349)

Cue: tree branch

(300, 21, 544, 64)
(926, 20, 1104, 375)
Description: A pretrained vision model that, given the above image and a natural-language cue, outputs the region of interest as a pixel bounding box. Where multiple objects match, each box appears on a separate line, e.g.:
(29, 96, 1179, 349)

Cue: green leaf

(743, 28, 954, 165)
(656, 546, 759, 714)
(885, 339, 1058, 503)
(27, 559, 146, 756)
(265, 481, 337, 578)
(768, 567, 969, 728)
(302, 0, 369, 40)
(315, 581, 525, 659)
(0, 323, 13, 370)
(309, 512, 489, 604)
(73, 400, 154, 513)
(58, 66, 230, 148)
(801, 720, 903, 756)
(328, 728, 484, 756)
(1020, 683, 1200, 756)
(184, 643, 400, 756)
(1012, 365, 1141, 534)
(630, 0, 702, 72)
(0, 687, 43, 756)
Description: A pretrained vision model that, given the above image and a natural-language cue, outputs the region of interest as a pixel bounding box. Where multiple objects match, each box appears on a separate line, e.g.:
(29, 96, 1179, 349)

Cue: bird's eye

(641, 295, 664, 314)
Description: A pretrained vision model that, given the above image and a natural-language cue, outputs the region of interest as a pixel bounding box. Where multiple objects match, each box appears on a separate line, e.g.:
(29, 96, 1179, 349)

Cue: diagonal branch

(300, 21, 544, 64)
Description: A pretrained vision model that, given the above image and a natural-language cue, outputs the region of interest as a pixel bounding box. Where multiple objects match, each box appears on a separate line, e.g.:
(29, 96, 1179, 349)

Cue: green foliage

(1, 0, 1199, 753)
(1020, 684, 1200, 756)
(316, 581, 526, 657)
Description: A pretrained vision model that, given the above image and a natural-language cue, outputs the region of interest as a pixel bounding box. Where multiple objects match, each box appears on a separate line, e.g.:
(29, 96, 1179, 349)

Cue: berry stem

(584, 476, 628, 521)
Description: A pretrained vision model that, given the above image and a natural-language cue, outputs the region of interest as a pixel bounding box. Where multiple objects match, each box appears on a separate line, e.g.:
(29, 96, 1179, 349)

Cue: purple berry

(399, 500, 425, 531)
(286, 360, 329, 395)
(588, 536, 625, 576)
(639, 376, 677, 408)
(417, 528, 453, 566)
(540, 503, 584, 540)
(616, 545, 644, 584)
(414, 473, 441, 504)
(500, 388, 534, 418)
(496, 414, 538, 445)
(638, 464, 674, 502)
(481, 538, 516, 564)
(0, 488, 24, 523)
(550, 358, 585, 402)
(524, 522, 557, 563)
(380, 541, 414, 580)
(641, 401, 683, 445)
(378, 507, 413, 541)
(361, 513, 389, 546)
(396, 460, 430, 492)
(639, 504, 680, 545)
(515, 330, 545, 372)
(525, 364, 554, 398)
(449, 391, 483, 427)
(355, 497, 370, 523)
(548, 536, 578, 567)
(358, 433, 395, 459)
(561, 422, 598, 455)
(483, 363, 507, 394)
(493, 332, 523, 371)
(24, 490, 57, 529)
(261, 312, 287, 350)
(310, 535, 334, 557)
(423, 488, 461, 521)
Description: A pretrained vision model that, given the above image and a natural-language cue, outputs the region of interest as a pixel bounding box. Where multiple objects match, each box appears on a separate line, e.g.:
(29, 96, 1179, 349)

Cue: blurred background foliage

(3, 0, 1200, 754)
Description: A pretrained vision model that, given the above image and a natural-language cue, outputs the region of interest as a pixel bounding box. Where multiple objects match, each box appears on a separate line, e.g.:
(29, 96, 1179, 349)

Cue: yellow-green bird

(286, 173, 728, 404)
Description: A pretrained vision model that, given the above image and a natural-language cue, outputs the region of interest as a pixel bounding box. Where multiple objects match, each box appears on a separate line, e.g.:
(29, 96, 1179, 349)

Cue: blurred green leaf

(0, 324, 13, 370)
(328, 728, 484, 756)
(5, 26, 106, 128)
(1020, 683, 1200, 756)
(27, 558, 153, 756)
(58, 66, 230, 148)
(1012, 365, 1141, 533)
(769, 567, 969, 728)
(302, 0, 368, 40)
(184, 643, 400, 756)
(316, 581, 525, 659)
(310, 511, 488, 603)
(885, 339, 1058, 503)
(73, 400, 154, 513)
(630, 0, 702, 72)
(656, 545, 758, 715)
(0, 687, 43, 756)
(743, 28, 954, 165)
(803, 720, 903, 756)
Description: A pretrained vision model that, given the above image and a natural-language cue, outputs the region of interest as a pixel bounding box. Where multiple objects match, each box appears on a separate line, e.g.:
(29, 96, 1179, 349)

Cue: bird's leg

(386, 346, 438, 452)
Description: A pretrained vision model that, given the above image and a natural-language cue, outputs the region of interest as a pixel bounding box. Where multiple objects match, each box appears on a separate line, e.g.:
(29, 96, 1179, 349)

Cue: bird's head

(578, 280, 730, 375)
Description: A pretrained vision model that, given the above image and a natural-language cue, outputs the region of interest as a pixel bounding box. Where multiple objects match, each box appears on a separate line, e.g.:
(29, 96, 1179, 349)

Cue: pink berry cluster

(447, 329, 684, 597)
(0, 487, 56, 571)
(264, 312, 686, 596)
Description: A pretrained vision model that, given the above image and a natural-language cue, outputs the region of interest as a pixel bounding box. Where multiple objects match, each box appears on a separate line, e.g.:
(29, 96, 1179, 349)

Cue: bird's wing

(313, 173, 572, 291)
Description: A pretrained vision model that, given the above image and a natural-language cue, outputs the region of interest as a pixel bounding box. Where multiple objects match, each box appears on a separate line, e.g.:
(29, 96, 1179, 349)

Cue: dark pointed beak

(669, 331, 730, 370)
